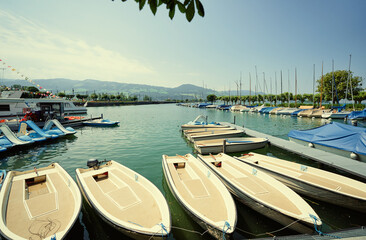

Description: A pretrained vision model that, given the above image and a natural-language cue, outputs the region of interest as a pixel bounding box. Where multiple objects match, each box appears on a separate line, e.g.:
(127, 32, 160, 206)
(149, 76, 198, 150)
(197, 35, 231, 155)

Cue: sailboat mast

(240, 72, 242, 105)
(295, 68, 297, 107)
(249, 72, 252, 105)
(320, 61, 324, 108)
(275, 72, 277, 106)
(287, 69, 290, 107)
(346, 54, 355, 110)
(255, 66, 258, 103)
(313, 64, 315, 106)
(332, 59, 334, 106)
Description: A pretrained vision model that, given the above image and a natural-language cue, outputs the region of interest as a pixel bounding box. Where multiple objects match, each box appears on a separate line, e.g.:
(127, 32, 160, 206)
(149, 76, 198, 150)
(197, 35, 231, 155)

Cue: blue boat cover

(348, 109, 366, 120)
(288, 122, 366, 156)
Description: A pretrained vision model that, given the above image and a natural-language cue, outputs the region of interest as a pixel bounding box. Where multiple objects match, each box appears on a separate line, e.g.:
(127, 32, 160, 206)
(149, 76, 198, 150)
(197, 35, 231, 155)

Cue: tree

(90, 93, 98, 100)
(143, 95, 152, 101)
(114, 0, 205, 22)
(316, 70, 362, 104)
(27, 86, 39, 93)
(206, 94, 217, 104)
(354, 91, 366, 104)
(58, 92, 66, 98)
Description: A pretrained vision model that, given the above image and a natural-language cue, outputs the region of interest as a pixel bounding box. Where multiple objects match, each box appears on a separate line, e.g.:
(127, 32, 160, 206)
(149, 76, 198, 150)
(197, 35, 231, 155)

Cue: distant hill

(0, 78, 254, 100)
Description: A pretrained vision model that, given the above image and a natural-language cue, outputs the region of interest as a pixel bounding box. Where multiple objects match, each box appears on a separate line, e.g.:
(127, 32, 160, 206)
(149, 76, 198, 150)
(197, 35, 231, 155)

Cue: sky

(0, 0, 365, 94)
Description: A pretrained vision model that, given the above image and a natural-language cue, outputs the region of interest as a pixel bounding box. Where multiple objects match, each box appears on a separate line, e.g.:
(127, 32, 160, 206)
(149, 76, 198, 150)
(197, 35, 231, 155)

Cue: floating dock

(222, 122, 366, 181)
(255, 226, 366, 240)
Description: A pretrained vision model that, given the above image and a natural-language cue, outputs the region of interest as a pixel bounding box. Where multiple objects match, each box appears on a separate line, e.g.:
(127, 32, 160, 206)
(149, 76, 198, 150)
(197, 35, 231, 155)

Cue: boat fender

(87, 159, 99, 168)
(350, 152, 359, 160)
(308, 143, 314, 148)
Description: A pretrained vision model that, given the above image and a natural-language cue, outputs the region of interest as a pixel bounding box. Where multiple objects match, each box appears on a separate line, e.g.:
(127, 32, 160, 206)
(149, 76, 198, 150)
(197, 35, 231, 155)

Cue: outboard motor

(87, 159, 99, 168)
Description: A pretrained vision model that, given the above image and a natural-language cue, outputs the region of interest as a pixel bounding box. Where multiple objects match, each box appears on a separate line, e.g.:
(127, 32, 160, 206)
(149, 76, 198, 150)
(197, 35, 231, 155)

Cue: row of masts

(227, 54, 354, 108)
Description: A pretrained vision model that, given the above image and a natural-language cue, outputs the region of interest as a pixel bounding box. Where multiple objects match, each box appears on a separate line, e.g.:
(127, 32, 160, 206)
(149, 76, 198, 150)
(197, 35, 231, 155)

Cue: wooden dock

(254, 226, 366, 239)
(222, 122, 366, 180)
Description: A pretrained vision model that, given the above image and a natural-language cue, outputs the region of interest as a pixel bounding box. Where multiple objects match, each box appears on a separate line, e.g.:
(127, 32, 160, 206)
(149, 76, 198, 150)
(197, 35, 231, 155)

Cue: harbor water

(0, 104, 365, 239)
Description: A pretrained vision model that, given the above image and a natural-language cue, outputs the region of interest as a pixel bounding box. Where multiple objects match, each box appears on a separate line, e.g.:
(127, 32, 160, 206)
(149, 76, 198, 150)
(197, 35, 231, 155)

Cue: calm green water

(0, 104, 365, 240)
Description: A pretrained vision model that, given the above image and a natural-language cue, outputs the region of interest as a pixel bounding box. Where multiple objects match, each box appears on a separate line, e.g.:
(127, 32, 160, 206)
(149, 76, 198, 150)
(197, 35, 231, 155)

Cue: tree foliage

(316, 70, 362, 104)
(206, 94, 217, 104)
(113, 0, 204, 22)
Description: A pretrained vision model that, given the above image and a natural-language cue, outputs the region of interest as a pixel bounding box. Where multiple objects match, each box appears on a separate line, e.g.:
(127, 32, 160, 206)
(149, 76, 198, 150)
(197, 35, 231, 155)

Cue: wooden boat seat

(183, 179, 209, 198)
(231, 177, 269, 195)
(25, 192, 57, 218)
(167, 162, 227, 222)
(298, 174, 341, 191)
(108, 186, 141, 209)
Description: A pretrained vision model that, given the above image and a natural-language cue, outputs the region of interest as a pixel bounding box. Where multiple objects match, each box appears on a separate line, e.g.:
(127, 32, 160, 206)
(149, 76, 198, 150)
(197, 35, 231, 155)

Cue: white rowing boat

(162, 154, 236, 239)
(235, 152, 366, 213)
(194, 137, 268, 154)
(76, 160, 171, 239)
(186, 130, 245, 142)
(183, 127, 235, 137)
(0, 163, 82, 240)
(181, 115, 229, 130)
(197, 153, 322, 234)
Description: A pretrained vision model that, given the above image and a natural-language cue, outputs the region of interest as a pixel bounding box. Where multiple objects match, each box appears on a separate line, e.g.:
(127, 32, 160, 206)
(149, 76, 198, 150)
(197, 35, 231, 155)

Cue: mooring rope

(310, 214, 342, 239)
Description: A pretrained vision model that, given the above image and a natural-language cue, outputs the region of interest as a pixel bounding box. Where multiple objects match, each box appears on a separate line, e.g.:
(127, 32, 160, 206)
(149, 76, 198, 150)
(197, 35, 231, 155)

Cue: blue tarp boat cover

(348, 109, 366, 120)
(288, 122, 366, 157)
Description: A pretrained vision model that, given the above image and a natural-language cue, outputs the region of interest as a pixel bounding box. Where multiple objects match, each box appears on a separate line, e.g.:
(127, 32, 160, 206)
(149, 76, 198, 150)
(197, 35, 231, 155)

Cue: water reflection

(0, 136, 77, 171)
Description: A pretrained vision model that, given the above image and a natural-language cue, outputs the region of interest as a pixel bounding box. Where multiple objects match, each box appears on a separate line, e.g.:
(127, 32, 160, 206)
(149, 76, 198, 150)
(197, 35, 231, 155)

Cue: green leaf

(169, 4, 175, 19)
(139, 0, 146, 10)
(183, 0, 190, 6)
(167, 0, 174, 9)
(149, 0, 158, 15)
(195, 0, 204, 17)
(185, 0, 195, 22)
(177, 2, 186, 13)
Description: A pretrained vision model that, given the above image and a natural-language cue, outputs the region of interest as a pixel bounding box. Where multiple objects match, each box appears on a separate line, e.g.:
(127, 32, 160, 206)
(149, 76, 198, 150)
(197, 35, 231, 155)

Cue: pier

(222, 122, 366, 181)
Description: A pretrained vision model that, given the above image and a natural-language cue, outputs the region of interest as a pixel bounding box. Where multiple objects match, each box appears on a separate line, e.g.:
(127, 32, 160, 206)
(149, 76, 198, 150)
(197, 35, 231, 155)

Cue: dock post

(101, 114, 103, 119)
(223, 139, 226, 153)
(233, 116, 236, 124)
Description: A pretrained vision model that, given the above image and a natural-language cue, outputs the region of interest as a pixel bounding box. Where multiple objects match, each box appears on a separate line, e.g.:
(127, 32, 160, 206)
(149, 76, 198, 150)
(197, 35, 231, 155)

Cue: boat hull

(289, 137, 366, 163)
(195, 140, 267, 155)
(161, 162, 231, 239)
(76, 175, 166, 240)
(189, 132, 245, 142)
(237, 161, 366, 213)
(76, 162, 170, 240)
(197, 157, 316, 234)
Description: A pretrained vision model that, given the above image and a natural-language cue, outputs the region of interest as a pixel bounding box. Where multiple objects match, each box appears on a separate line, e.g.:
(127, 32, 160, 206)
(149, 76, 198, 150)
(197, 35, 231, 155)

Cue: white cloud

(0, 9, 156, 83)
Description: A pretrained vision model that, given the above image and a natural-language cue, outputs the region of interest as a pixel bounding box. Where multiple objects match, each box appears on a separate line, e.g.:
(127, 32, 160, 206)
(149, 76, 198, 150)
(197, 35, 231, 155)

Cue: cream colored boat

(181, 115, 229, 130)
(183, 127, 235, 137)
(0, 163, 82, 240)
(162, 154, 236, 239)
(194, 137, 268, 154)
(235, 153, 366, 213)
(76, 160, 171, 239)
(186, 130, 245, 142)
(197, 153, 322, 234)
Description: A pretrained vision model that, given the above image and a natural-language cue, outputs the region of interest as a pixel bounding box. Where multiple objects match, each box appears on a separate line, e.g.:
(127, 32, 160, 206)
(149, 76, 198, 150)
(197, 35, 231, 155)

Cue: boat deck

(81, 168, 162, 228)
(221, 122, 366, 181)
(166, 158, 228, 222)
(200, 156, 301, 216)
(6, 169, 75, 239)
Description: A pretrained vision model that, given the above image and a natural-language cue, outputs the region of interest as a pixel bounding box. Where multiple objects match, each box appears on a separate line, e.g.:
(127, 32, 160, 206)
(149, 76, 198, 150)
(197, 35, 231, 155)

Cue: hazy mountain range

(1, 78, 253, 100)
